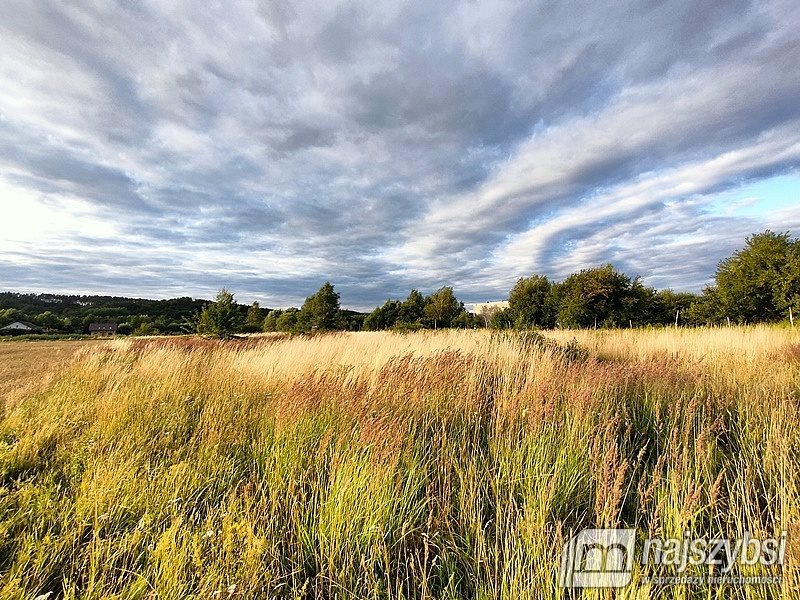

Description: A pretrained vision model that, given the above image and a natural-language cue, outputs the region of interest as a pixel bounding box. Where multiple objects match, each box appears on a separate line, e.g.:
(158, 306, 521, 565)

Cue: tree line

(0, 294, 211, 336)
(212, 230, 799, 337)
(196, 283, 365, 339)
(258, 284, 482, 336)
(1, 230, 797, 337)
(478, 230, 798, 329)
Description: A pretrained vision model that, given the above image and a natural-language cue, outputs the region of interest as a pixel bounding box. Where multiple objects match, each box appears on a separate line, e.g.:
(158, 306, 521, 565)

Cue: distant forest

(0, 294, 214, 336)
(1, 230, 797, 337)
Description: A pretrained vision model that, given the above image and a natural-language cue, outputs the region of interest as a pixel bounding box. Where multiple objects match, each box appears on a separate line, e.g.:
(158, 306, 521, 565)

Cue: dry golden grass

(547, 324, 800, 363)
(0, 339, 106, 411)
(0, 328, 798, 599)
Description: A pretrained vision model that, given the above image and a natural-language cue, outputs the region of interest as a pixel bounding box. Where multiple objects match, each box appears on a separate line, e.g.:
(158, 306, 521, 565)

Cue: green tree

(554, 264, 635, 328)
(196, 288, 243, 339)
(424, 287, 462, 329)
(34, 311, 61, 330)
(337, 310, 366, 331)
(364, 290, 428, 331)
(59, 316, 74, 332)
(263, 309, 281, 332)
(508, 275, 555, 329)
(363, 300, 402, 331)
(297, 282, 341, 332)
(399, 289, 426, 325)
(155, 315, 169, 332)
(622, 279, 658, 327)
(362, 307, 381, 331)
(132, 322, 158, 336)
(243, 301, 263, 332)
(781, 245, 800, 320)
(683, 287, 724, 326)
(651, 290, 700, 326)
(452, 311, 480, 329)
(715, 231, 798, 323)
(276, 309, 299, 332)
(0, 308, 24, 328)
(489, 307, 514, 329)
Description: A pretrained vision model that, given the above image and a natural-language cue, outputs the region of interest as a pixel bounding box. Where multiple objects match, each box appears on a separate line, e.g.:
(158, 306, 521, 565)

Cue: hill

(0, 292, 248, 335)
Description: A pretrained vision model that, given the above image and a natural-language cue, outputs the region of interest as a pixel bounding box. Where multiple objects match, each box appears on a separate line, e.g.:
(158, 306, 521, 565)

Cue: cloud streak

(0, 0, 798, 309)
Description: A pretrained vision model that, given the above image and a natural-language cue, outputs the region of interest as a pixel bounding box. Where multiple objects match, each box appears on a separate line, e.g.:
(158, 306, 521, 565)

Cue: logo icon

(559, 528, 636, 588)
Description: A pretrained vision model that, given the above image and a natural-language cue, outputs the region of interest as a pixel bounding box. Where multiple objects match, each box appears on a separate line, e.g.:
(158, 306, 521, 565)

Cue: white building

(471, 301, 509, 325)
(471, 301, 509, 314)
(0, 321, 43, 334)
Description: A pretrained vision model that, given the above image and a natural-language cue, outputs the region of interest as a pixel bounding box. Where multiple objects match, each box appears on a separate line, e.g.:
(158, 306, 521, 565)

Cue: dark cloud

(0, 0, 799, 310)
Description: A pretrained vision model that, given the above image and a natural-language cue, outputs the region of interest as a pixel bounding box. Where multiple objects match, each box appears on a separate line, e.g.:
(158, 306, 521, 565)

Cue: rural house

(88, 323, 117, 337)
(0, 321, 43, 334)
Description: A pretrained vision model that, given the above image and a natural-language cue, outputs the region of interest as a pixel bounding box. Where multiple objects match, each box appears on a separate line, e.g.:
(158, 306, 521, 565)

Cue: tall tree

(424, 286, 462, 329)
(683, 288, 724, 326)
(508, 275, 555, 329)
(554, 265, 635, 328)
(276, 309, 299, 332)
(246, 301, 262, 326)
(781, 244, 800, 320)
(399, 289, 426, 325)
(241, 301, 263, 332)
(196, 288, 243, 339)
(34, 311, 61, 330)
(489, 307, 515, 329)
(715, 231, 797, 323)
(364, 300, 402, 330)
(651, 290, 700, 326)
(262, 309, 281, 332)
(298, 282, 341, 332)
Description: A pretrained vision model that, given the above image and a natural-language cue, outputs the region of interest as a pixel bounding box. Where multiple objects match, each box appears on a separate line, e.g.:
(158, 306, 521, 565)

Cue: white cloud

(0, 0, 798, 307)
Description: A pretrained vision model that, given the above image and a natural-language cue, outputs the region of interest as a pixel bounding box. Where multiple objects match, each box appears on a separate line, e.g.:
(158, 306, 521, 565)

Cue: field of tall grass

(0, 327, 798, 599)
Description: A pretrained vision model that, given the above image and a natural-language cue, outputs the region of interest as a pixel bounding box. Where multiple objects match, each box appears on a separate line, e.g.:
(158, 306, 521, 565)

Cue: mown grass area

(0, 328, 798, 599)
(0, 339, 104, 412)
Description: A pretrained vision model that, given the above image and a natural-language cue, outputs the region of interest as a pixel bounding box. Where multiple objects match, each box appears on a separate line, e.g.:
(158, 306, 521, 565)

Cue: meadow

(0, 328, 798, 599)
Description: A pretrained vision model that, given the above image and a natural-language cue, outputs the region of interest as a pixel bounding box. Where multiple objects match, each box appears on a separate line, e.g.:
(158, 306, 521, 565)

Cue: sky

(0, 0, 799, 310)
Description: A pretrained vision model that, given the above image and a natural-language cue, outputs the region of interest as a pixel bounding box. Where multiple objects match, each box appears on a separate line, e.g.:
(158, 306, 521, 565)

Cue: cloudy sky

(1, 0, 799, 310)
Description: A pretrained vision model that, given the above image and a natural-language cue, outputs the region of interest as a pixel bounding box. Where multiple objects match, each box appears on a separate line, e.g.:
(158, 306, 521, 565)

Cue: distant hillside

(0, 292, 259, 335)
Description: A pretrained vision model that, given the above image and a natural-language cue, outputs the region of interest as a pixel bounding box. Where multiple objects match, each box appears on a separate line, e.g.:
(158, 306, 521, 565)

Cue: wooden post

(629, 319, 633, 329)
(791, 306, 795, 327)
(675, 309, 679, 329)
